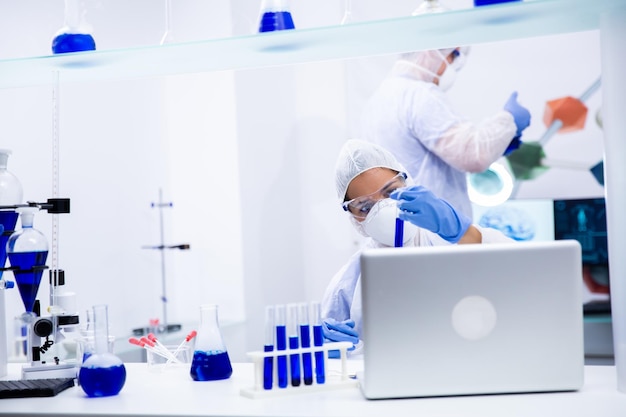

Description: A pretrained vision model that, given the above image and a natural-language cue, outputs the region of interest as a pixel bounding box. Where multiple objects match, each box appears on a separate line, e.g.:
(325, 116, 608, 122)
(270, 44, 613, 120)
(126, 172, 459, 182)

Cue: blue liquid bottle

(52, 0, 96, 54)
(6, 208, 48, 316)
(79, 305, 126, 397)
(258, 0, 296, 33)
(190, 304, 233, 381)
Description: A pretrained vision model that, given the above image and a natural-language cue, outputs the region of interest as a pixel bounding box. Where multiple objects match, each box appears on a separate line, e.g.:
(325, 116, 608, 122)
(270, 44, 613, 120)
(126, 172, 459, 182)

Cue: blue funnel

(8, 251, 48, 314)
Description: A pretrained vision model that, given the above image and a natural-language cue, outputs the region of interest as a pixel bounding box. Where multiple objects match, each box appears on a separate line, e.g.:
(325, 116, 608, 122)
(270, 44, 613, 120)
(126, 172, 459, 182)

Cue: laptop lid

(359, 240, 584, 399)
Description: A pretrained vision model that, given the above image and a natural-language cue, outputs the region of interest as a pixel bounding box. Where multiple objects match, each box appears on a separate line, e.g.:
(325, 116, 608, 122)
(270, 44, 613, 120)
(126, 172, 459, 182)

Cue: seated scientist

(320, 139, 513, 352)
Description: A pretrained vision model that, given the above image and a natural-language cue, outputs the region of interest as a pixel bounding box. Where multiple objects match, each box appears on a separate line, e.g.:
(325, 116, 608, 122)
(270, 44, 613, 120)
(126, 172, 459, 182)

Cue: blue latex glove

(390, 185, 472, 243)
(503, 136, 522, 156)
(323, 318, 358, 359)
(503, 91, 531, 136)
(322, 318, 359, 344)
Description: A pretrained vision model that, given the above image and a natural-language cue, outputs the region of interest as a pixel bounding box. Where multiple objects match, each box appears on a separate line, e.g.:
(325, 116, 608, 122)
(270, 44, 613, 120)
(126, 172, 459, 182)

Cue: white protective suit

(321, 139, 514, 339)
(360, 49, 518, 218)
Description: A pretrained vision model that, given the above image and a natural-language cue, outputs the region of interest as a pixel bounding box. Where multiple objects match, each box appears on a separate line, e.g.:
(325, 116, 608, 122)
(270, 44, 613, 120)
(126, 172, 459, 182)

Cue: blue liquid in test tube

(263, 306, 275, 390)
(298, 303, 313, 385)
(311, 302, 325, 384)
(275, 305, 288, 388)
(287, 304, 301, 387)
(394, 218, 404, 247)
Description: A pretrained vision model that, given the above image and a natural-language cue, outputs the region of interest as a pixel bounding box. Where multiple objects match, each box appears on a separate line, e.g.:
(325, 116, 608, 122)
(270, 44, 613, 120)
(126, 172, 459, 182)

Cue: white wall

(0, 0, 605, 360)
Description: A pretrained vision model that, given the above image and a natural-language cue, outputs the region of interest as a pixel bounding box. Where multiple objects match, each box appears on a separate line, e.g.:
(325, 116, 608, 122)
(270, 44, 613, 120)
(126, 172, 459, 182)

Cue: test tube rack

(240, 341, 358, 399)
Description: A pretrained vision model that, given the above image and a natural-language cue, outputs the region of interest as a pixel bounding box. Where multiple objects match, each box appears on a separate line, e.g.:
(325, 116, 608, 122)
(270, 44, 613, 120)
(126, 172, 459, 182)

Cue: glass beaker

(190, 304, 232, 381)
(51, 0, 96, 54)
(78, 305, 126, 397)
(258, 0, 296, 33)
(0, 149, 23, 280)
(7, 207, 48, 317)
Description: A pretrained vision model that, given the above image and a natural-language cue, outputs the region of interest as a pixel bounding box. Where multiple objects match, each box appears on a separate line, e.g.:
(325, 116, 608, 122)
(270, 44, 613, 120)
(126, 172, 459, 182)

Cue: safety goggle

(342, 172, 408, 219)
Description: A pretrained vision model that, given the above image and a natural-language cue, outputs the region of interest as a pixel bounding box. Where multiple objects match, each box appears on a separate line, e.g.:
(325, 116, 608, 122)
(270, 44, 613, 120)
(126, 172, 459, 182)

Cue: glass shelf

(0, 0, 623, 89)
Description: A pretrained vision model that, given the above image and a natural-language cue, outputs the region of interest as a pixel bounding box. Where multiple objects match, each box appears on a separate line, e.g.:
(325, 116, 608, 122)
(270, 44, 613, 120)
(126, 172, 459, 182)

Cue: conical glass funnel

(7, 207, 48, 316)
(0, 149, 23, 280)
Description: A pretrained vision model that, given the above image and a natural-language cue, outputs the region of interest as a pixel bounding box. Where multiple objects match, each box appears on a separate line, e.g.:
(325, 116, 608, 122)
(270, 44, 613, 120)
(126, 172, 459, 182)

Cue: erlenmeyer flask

(190, 304, 233, 381)
(78, 305, 126, 397)
(7, 207, 48, 317)
(258, 0, 296, 33)
(52, 0, 96, 54)
(0, 149, 22, 280)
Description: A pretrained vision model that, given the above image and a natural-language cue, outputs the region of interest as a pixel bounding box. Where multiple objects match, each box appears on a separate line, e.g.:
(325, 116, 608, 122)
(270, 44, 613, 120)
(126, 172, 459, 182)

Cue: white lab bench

(1, 361, 625, 417)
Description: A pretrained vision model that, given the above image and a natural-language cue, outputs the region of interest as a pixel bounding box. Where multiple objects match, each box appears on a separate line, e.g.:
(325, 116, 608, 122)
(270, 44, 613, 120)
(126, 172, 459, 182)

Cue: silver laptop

(359, 240, 584, 399)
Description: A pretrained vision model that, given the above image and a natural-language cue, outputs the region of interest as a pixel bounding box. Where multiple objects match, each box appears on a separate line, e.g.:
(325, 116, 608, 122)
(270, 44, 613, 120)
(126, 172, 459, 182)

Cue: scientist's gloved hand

(390, 185, 472, 243)
(323, 318, 359, 359)
(503, 91, 531, 136)
(503, 136, 522, 156)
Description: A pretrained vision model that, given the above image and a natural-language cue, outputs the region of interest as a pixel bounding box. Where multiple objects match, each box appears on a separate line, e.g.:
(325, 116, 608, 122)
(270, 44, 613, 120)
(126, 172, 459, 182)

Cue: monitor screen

(553, 198, 608, 266)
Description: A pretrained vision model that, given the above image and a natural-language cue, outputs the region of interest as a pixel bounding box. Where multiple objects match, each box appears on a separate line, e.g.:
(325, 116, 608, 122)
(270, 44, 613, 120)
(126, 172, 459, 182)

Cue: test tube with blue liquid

(263, 306, 274, 390)
(258, 0, 295, 33)
(275, 304, 288, 388)
(287, 304, 301, 387)
(311, 302, 325, 384)
(298, 303, 313, 385)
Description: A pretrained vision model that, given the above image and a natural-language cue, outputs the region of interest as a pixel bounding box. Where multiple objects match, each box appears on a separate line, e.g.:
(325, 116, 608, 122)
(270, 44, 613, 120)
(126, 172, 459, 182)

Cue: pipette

(165, 330, 197, 366)
(128, 337, 182, 364)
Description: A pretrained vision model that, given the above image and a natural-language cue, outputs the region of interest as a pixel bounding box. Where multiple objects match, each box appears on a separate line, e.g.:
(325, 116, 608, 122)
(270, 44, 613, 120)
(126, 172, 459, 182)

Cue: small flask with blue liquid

(78, 304, 126, 397)
(258, 0, 296, 33)
(190, 304, 233, 381)
(52, 0, 96, 54)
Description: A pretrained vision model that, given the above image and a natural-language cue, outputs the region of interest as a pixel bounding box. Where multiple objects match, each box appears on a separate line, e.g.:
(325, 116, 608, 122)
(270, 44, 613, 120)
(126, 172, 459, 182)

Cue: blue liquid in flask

(8, 251, 48, 313)
(259, 11, 295, 32)
(474, 0, 521, 5)
(79, 364, 126, 397)
(190, 351, 233, 381)
(52, 33, 96, 54)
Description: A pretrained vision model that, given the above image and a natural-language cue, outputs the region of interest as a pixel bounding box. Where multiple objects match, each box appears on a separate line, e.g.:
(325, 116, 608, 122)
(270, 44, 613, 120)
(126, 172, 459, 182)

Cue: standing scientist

(360, 48, 531, 218)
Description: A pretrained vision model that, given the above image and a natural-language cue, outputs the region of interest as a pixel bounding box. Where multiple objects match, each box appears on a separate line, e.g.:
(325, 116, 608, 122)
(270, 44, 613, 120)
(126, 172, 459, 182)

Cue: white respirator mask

(361, 199, 418, 247)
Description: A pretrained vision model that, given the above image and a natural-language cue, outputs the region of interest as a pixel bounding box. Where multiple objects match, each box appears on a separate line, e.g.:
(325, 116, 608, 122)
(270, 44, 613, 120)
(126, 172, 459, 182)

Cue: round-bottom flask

(51, 0, 96, 54)
(79, 305, 126, 397)
(190, 304, 232, 381)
